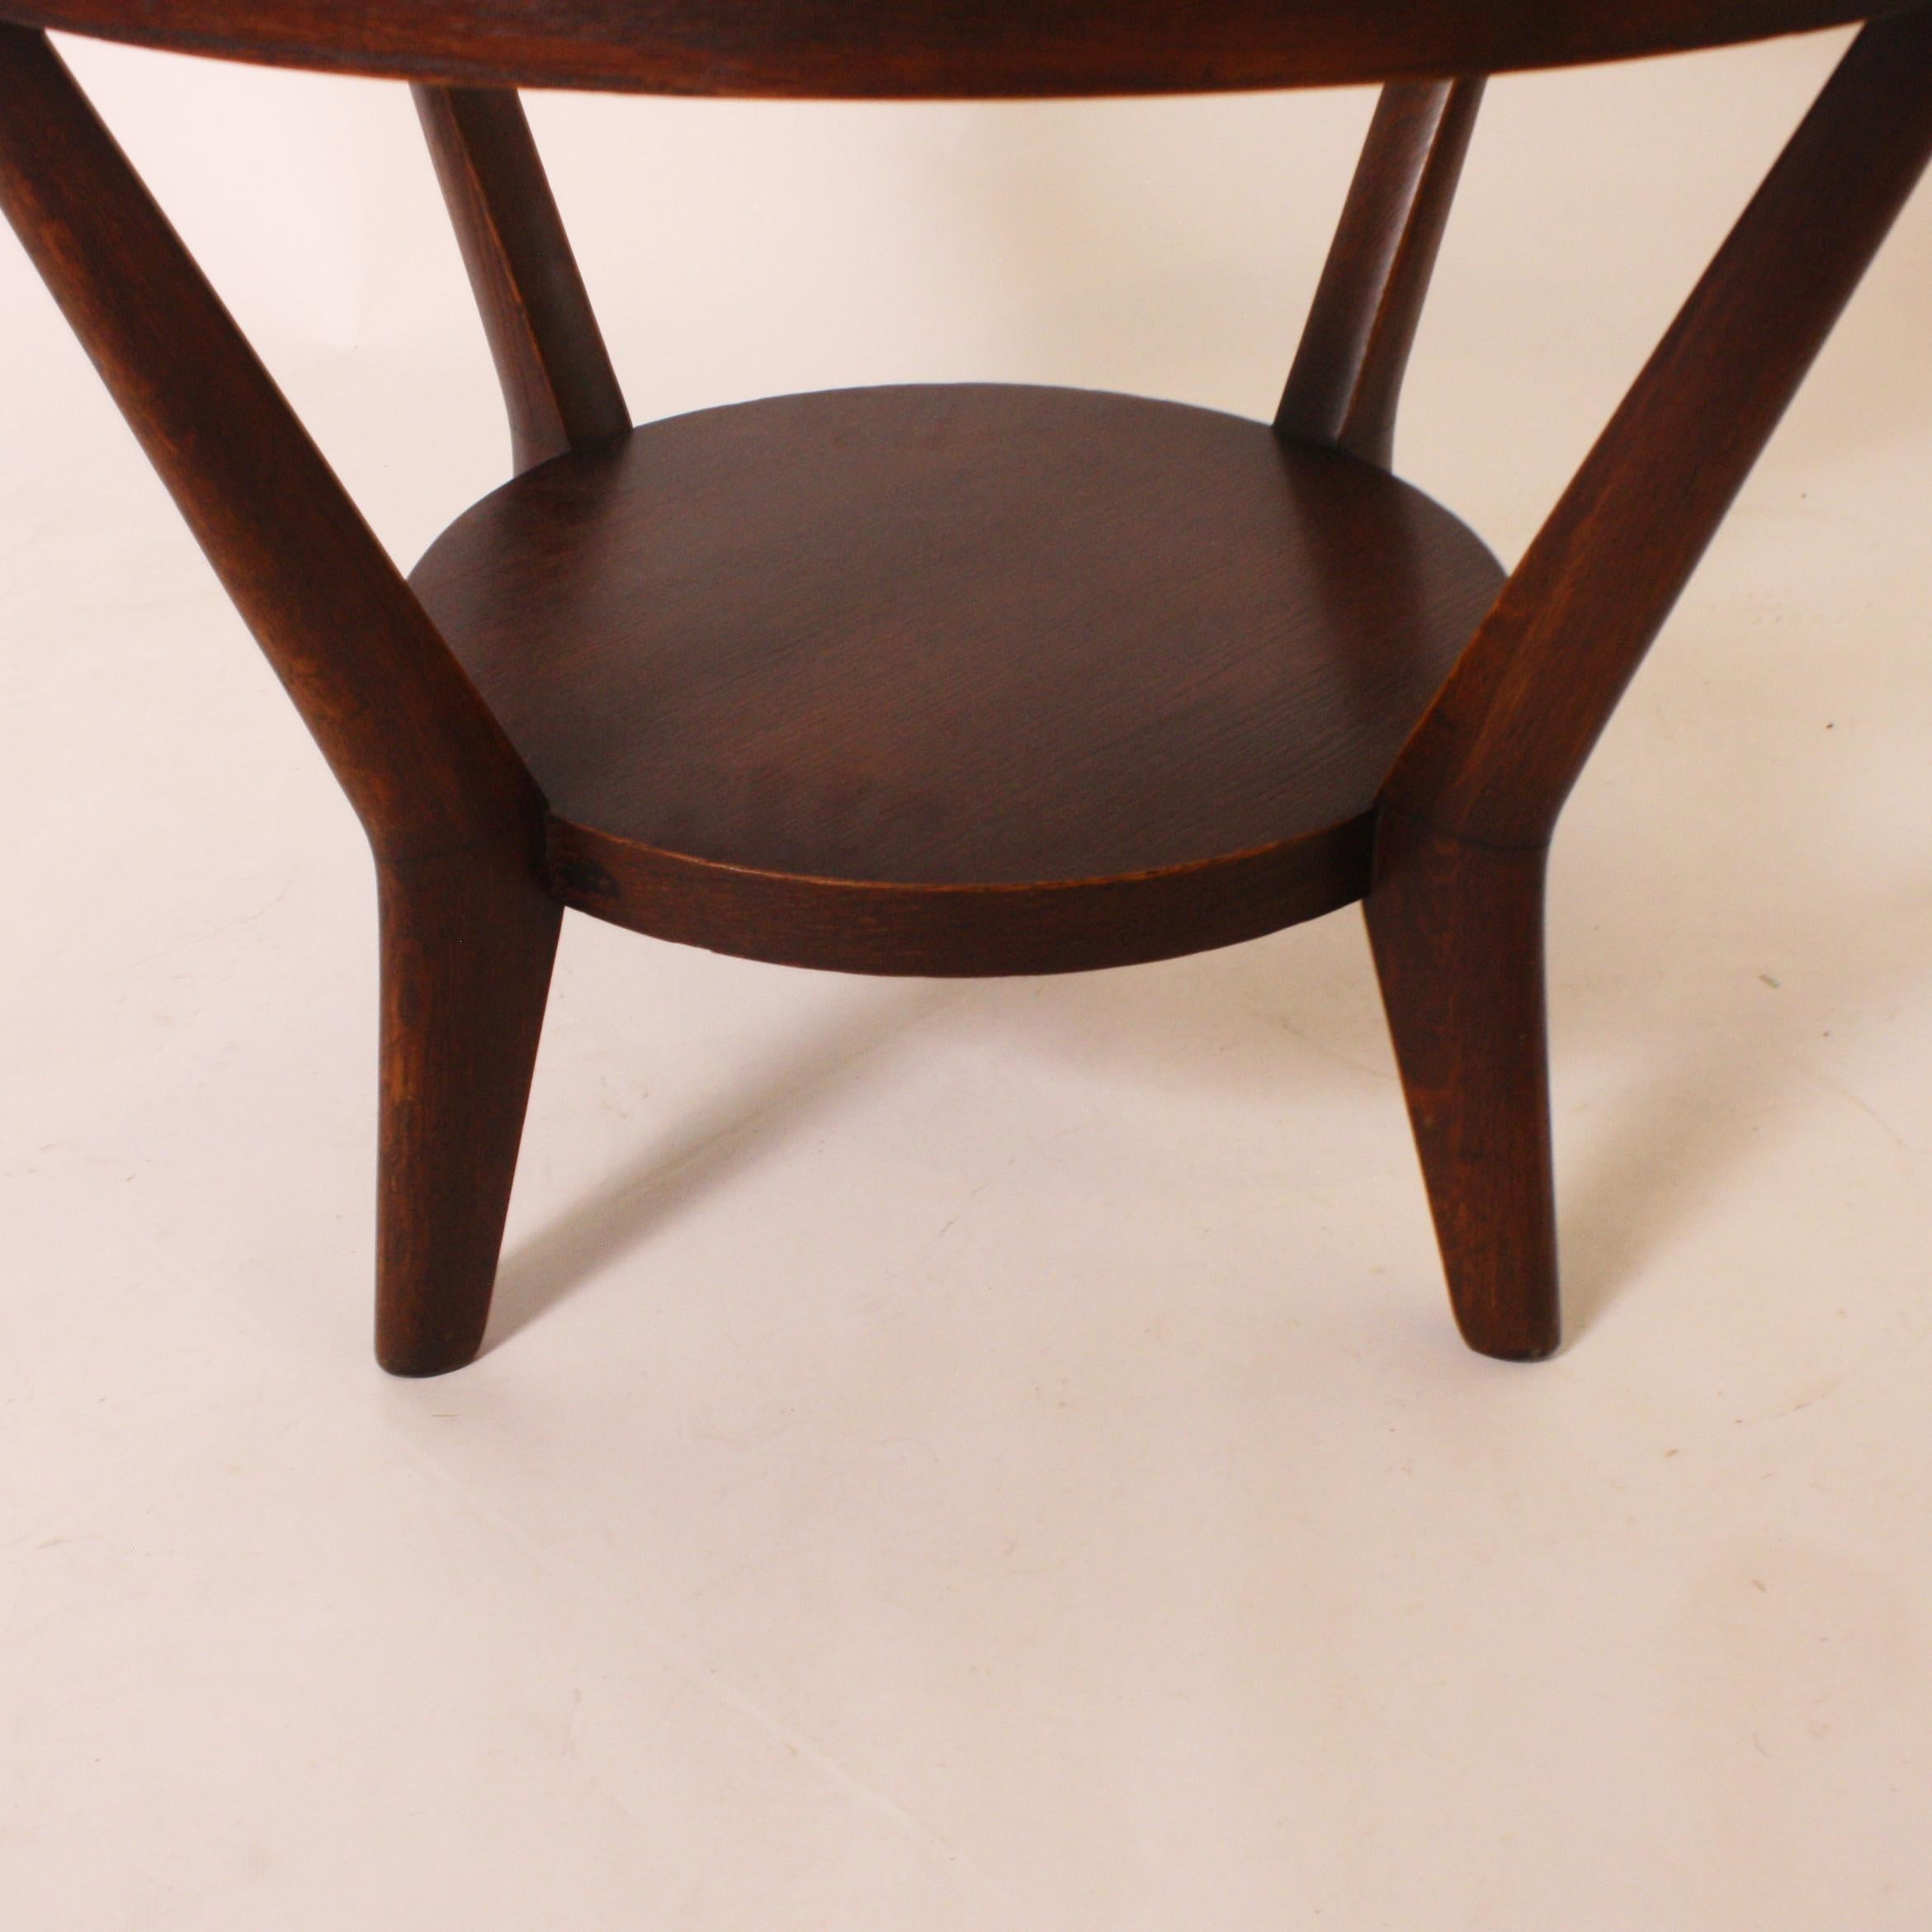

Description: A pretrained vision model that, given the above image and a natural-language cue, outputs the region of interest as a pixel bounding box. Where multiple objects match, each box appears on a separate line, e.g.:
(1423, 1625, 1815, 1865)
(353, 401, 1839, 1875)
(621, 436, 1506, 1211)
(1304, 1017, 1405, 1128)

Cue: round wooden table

(2, 2, 1928, 1374)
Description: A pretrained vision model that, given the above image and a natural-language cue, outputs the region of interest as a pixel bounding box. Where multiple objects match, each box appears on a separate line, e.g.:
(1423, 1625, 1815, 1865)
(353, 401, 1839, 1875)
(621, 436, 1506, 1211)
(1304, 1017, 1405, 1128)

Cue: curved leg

(1366, 814, 1556, 1360)
(1371, 13, 1932, 1357)
(413, 83, 629, 476)
(0, 28, 556, 1374)
(376, 839, 561, 1375)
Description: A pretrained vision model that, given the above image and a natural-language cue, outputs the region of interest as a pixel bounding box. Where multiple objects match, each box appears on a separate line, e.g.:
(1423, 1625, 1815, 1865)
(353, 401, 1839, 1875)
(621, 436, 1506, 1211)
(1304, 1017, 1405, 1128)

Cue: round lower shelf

(410, 383, 1501, 974)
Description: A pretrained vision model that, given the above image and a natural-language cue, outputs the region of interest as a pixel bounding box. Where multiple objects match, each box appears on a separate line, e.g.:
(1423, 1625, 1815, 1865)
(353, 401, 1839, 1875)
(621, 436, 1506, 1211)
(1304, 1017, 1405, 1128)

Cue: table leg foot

(1366, 810, 1559, 1362)
(374, 841, 561, 1377)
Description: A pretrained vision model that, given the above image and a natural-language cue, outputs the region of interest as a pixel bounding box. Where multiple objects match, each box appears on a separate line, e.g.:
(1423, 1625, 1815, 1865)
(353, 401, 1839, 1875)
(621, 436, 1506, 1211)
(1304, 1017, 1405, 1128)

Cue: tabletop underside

(1, 0, 1917, 95)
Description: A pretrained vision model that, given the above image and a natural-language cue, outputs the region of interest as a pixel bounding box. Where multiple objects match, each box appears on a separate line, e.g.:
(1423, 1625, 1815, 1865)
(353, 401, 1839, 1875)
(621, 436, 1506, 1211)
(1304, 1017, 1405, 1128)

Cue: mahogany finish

(1368, 7, 1932, 1355)
(0, 26, 533, 863)
(410, 384, 1503, 975)
(1383, 16, 1932, 850)
(4, 2, 1930, 1371)
(413, 83, 629, 475)
(1367, 818, 1559, 1359)
(0, 21, 557, 1376)
(1278, 78, 1486, 469)
(1, 0, 1916, 97)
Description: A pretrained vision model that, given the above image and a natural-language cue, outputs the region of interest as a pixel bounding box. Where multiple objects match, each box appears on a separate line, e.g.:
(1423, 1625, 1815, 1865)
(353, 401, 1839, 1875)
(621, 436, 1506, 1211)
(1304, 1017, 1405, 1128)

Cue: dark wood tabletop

(1, 0, 1919, 95)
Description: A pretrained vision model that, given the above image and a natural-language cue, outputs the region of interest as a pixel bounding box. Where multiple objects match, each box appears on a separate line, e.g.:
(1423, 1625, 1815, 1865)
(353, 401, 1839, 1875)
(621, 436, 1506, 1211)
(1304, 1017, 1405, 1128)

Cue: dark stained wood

(6, 3, 1932, 1372)
(0, 23, 559, 1375)
(0, 24, 536, 863)
(413, 83, 629, 475)
(1368, 8, 1932, 1358)
(1278, 78, 1486, 470)
(377, 843, 561, 1376)
(1383, 10, 1932, 851)
(543, 815, 1380, 978)
(0, 0, 1915, 98)
(1366, 814, 1557, 1359)
(409, 384, 1505, 975)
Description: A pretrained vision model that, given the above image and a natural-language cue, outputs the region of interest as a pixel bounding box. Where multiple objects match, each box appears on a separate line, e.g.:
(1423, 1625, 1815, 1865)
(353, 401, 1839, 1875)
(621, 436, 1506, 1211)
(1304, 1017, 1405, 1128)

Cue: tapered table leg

(0, 24, 559, 1372)
(1368, 12, 1932, 1356)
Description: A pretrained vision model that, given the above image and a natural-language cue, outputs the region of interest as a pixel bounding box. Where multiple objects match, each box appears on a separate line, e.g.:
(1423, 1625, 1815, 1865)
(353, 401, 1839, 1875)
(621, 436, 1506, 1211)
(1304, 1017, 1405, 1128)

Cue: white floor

(5, 28, 1932, 1930)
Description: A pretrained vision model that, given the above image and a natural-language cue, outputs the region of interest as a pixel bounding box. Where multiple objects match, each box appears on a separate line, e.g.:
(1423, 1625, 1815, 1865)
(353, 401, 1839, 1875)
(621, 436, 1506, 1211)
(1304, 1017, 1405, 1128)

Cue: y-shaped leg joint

(0, 27, 558, 1374)
(1368, 12, 1932, 1358)
(1278, 78, 1486, 470)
